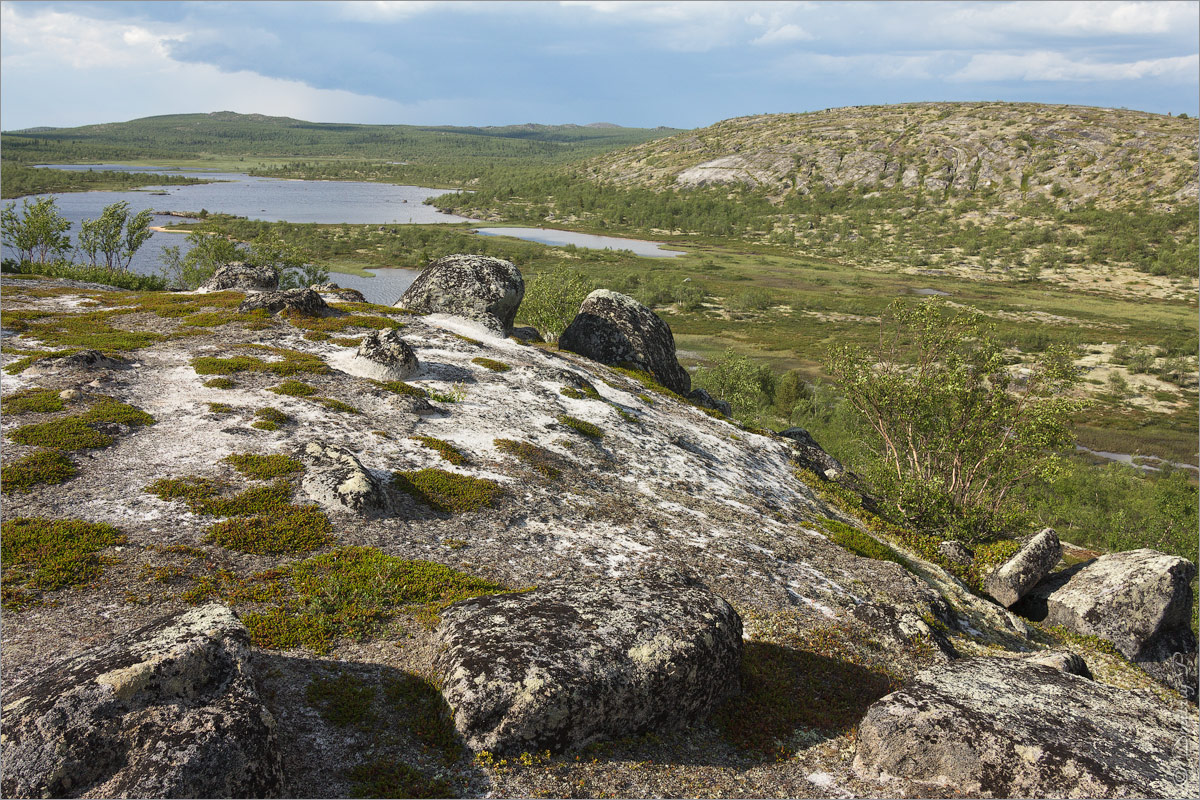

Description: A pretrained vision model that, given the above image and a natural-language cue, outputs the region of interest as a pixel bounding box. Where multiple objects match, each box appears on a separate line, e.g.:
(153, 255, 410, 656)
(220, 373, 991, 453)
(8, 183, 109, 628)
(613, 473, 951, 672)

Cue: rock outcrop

(558, 289, 690, 395)
(1025, 649, 1093, 679)
(434, 572, 742, 754)
(310, 283, 367, 303)
(197, 262, 279, 293)
(398, 254, 524, 333)
(984, 527, 1062, 607)
(1022, 549, 1195, 661)
(340, 328, 420, 382)
(853, 657, 1198, 798)
(301, 441, 391, 515)
(237, 287, 329, 316)
(686, 387, 732, 417)
(779, 427, 844, 479)
(29, 349, 128, 374)
(0, 604, 283, 799)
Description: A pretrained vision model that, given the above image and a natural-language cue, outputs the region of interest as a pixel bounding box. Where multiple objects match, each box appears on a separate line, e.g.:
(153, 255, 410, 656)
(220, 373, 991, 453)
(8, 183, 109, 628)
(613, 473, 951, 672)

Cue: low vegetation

(1, 450, 77, 494)
(392, 468, 503, 513)
(411, 436, 468, 466)
(494, 438, 562, 479)
(1, 517, 127, 610)
(558, 414, 604, 440)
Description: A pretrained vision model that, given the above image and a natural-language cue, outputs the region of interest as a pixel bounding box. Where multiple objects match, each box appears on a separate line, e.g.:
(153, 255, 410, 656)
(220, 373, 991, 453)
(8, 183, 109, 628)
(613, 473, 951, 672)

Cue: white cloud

(946, 1, 1196, 38)
(562, 1, 816, 51)
(779, 52, 945, 81)
(753, 24, 812, 47)
(0, 3, 443, 128)
(332, 1, 460, 22)
(952, 51, 1200, 82)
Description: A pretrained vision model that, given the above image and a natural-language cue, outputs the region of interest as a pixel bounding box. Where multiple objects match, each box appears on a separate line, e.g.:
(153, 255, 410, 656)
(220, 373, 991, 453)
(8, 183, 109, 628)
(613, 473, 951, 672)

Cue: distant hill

(585, 102, 1198, 210)
(0, 112, 682, 166)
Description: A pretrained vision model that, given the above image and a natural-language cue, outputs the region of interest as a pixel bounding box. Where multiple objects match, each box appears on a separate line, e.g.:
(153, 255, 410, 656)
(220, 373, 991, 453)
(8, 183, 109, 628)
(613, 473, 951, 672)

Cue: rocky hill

(0, 261, 1196, 798)
(584, 102, 1199, 209)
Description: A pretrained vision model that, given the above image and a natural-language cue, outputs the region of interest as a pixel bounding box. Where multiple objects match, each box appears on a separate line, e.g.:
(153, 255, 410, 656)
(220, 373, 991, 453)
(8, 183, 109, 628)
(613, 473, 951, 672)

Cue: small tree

(1, 197, 72, 264)
(78, 201, 153, 271)
(518, 265, 592, 341)
(693, 349, 776, 419)
(825, 298, 1084, 538)
(159, 230, 323, 290)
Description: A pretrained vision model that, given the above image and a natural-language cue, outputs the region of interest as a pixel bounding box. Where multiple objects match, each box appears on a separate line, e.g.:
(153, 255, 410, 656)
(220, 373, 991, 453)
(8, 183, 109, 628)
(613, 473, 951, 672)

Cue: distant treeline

(1, 163, 209, 199)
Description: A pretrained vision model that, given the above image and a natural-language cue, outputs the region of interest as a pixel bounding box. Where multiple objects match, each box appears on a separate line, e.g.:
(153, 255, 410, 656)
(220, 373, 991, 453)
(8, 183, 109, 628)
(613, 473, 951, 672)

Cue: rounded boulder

(397, 254, 524, 333)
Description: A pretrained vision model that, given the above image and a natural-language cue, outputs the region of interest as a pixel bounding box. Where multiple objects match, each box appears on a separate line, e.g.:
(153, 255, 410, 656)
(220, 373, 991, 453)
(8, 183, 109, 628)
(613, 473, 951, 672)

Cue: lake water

(473, 227, 684, 258)
(2, 166, 471, 286)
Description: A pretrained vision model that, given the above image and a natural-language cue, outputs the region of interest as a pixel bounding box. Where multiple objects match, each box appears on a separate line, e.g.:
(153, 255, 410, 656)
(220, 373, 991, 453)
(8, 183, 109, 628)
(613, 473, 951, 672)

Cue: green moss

(494, 438, 562, 479)
(330, 301, 412, 315)
(411, 435, 468, 466)
(348, 760, 452, 799)
(208, 402, 234, 414)
(236, 546, 509, 652)
(286, 313, 403, 335)
(330, 336, 363, 347)
(79, 396, 155, 427)
(191, 346, 329, 377)
(203, 377, 237, 389)
(610, 366, 687, 401)
(392, 468, 504, 513)
(452, 333, 482, 346)
(306, 673, 378, 730)
(1, 517, 127, 609)
(560, 384, 601, 401)
(144, 475, 222, 510)
(427, 385, 466, 403)
(225, 453, 305, 480)
(201, 480, 295, 516)
(558, 414, 604, 439)
(471, 357, 511, 373)
(3, 388, 65, 414)
(8, 417, 114, 449)
(0, 308, 164, 353)
(372, 379, 428, 398)
(2, 450, 76, 494)
(204, 505, 334, 555)
(315, 396, 361, 414)
(255, 407, 291, 424)
(252, 420, 280, 431)
(820, 519, 909, 568)
(268, 380, 317, 397)
(192, 355, 262, 375)
(711, 623, 900, 758)
(4, 349, 81, 375)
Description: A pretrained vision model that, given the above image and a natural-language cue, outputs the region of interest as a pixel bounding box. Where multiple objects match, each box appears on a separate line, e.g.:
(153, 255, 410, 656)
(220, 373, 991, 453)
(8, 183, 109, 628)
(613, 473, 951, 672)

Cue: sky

(1, 1, 1197, 131)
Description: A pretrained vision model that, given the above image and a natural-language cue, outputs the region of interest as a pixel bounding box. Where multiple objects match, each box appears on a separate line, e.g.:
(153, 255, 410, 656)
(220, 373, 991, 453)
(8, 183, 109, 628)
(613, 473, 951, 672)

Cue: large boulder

(853, 657, 1198, 798)
(686, 387, 732, 417)
(397, 254, 524, 333)
(310, 283, 366, 303)
(1, 604, 283, 799)
(343, 328, 419, 382)
(984, 527, 1062, 607)
(779, 427, 844, 479)
(433, 572, 742, 754)
(1024, 549, 1196, 661)
(197, 262, 278, 293)
(558, 290, 690, 395)
(237, 287, 329, 316)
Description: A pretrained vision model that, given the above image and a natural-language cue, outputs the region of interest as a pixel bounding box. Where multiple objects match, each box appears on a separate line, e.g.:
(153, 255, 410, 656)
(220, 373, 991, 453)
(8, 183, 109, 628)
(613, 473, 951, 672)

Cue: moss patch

(234, 546, 509, 652)
(208, 402, 234, 414)
(2, 450, 76, 494)
(820, 519, 909, 568)
(203, 377, 237, 389)
(392, 468, 503, 513)
(79, 396, 155, 427)
(494, 438, 562, 479)
(286, 313, 403, 335)
(315, 397, 361, 414)
(204, 506, 334, 555)
(225, 452, 305, 480)
(347, 760, 452, 799)
(558, 414, 604, 439)
(144, 475, 223, 510)
(3, 388, 65, 414)
(560, 384, 601, 401)
(8, 417, 114, 449)
(268, 380, 317, 397)
(373, 379, 428, 398)
(191, 345, 329, 377)
(1, 517, 127, 610)
(3, 349, 82, 375)
(471, 357, 512, 373)
(0, 308, 164, 353)
(411, 435, 468, 466)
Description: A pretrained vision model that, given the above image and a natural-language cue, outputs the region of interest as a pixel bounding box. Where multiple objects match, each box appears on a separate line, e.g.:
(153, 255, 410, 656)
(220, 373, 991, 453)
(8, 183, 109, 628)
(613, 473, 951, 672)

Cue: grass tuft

(373, 379, 428, 398)
(203, 377, 237, 389)
(411, 435, 468, 466)
(204, 505, 334, 555)
(268, 380, 317, 397)
(558, 414, 604, 439)
(8, 417, 114, 449)
(471, 357, 512, 373)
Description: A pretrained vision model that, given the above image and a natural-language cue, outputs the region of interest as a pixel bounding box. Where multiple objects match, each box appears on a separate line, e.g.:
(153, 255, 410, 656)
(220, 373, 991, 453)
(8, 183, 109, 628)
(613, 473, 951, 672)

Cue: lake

(473, 226, 684, 258)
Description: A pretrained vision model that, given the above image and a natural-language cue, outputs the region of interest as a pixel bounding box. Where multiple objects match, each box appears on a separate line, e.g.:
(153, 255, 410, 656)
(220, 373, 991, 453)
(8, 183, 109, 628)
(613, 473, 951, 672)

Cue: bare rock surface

(558, 289, 691, 395)
(342, 328, 419, 382)
(0, 603, 283, 799)
(301, 441, 392, 515)
(398, 254, 524, 333)
(310, 283, 366, 302)
(1025, 649, 1093, 678)
(853, 657, 1199, 798)
(1028, 549, 1196, 660)
(984, 527, 1062, 607)
(197, 262, 278, 293)
(434, 572, 743, 754)
(237, 287, 329, 316)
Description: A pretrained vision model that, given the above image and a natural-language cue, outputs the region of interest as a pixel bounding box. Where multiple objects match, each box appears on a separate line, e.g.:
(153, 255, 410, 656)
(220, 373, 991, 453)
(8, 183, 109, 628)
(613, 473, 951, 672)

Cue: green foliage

(1, 517, 126, 609)
(268, 380, 317, 397)
(0, 163, 206, 199)
(224, 452, 305, 480)
(392, 468, 504, 513)
(2, 450, 76, 494)
(79, 395, 156, 427)
(8, 417, 114, 449)
(205, 506, 334, 555)
(347, 761, 452, 799)
(518, 264, 592, 341)
(693, 348, 775, 419)
(1, 258, 169, 290)
(819, 519, 908, 567)
(372, 379, 428, 398)
(203, 377, 236, 389)
(191, 346, 329, 377)
(825, 299, 1084, 539)
(235, 546, 509, 652)
(471, 357, 512, 373)
(77, 201, 153, 271)
(411, 435, 468, 466)
(494, 438, 562, 479)
(1, 197, 72, 264)
(144, 475, 223, 509)
(306, 673, 377, 730)
(560, 384, 601, 401)
(3, 387, 65, 414)
(557, 414, 604, 439)
(315, 397, 361, 414)
(0, 306, 164, 353)
(158, 229, 323, 291)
